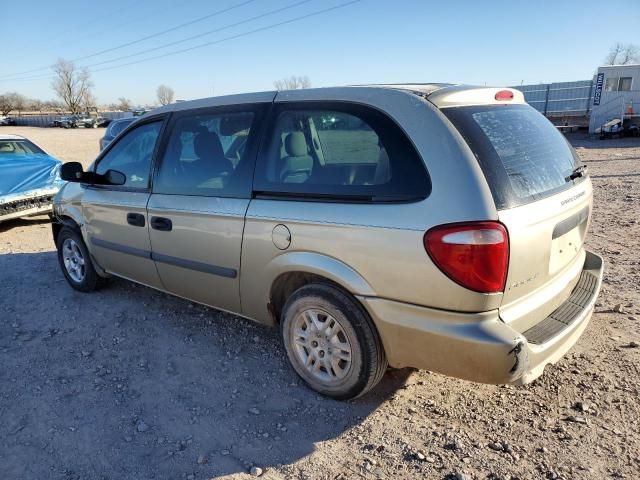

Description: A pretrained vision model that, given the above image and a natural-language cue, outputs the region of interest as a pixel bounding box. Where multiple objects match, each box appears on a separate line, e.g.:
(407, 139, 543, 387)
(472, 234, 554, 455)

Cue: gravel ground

(0, 127, 639, 480)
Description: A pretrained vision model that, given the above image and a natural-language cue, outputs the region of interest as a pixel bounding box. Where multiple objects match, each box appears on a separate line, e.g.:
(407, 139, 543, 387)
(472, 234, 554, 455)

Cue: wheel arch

(263, 251, 376, 326)
(52, 211, 108, 278)
(52, 214, 82, 246)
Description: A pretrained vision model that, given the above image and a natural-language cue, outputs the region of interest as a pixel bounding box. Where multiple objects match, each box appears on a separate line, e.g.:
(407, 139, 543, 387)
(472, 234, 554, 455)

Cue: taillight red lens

(495, 90, 514, 101)
(424, 222, 509, 293)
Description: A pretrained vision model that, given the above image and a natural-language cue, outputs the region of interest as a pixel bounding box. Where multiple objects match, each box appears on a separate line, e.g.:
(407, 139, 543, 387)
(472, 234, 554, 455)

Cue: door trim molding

(90, 237, 151, 259)
(152, 252, 237, 279)
(89, 237, 237, 279)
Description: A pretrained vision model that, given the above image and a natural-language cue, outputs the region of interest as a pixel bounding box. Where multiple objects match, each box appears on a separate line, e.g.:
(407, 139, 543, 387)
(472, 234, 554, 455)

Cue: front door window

(95, 121, 162, 188)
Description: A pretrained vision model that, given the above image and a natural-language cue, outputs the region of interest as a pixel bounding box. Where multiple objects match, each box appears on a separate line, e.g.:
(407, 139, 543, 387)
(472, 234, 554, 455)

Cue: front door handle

(150, 216, 172, 231)
(126, 213, 145, 227)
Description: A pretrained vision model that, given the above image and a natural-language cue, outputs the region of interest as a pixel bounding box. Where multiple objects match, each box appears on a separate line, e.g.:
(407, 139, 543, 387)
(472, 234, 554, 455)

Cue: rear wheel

(281, 283, 387, 399)
(56, 226, 102, 292)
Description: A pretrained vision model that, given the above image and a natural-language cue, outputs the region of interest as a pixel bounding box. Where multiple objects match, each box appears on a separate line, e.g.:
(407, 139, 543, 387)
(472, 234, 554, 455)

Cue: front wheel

(56, 226, 103, 292)
(281, 283, 387, 399)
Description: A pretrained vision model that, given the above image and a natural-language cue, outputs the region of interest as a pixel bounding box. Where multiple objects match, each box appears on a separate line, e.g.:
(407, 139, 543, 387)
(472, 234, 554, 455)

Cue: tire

(281, 283, 387, 400)
(56, 226, 102, 292)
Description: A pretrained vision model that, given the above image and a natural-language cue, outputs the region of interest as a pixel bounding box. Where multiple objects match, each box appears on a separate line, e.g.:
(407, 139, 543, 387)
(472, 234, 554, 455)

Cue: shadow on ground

(0, 251, 412, 479)
(0, 215, 51, 234)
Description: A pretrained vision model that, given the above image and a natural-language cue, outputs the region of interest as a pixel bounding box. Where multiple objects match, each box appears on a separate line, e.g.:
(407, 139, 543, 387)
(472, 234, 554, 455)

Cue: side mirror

(60, 162, 84, 182)
(60, 161, 126, 186)
(104, 169, 126, 186)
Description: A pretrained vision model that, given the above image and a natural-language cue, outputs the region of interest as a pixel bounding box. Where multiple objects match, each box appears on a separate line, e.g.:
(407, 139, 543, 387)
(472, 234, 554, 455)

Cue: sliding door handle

(150, 216, 172, 231)
(126, 213, 145, 227)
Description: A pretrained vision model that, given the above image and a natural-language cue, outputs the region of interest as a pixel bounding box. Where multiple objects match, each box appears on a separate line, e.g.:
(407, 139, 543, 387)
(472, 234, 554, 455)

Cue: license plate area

(549, 207, 589, 275)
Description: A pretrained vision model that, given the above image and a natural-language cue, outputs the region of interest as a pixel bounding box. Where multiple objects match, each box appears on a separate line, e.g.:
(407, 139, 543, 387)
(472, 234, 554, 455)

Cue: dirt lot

(1, 126, 639, 480)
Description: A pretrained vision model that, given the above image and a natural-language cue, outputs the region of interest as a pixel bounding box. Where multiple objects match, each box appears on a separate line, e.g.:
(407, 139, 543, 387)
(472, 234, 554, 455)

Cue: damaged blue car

(0, 134, 64, 223)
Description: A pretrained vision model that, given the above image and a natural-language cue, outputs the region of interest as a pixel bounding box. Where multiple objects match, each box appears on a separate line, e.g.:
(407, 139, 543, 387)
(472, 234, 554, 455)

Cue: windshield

(0, 139, 46, 155)
(443, 104, 583, 209)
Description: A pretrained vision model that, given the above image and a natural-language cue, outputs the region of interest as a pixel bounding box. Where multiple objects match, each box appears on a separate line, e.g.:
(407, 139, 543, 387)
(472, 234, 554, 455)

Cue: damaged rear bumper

(358, 250, 604, 385)
(0, 188, 59, 223)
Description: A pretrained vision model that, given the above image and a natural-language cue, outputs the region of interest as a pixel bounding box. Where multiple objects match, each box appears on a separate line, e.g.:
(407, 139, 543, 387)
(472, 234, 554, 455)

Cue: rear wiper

(566, 165, 587, 182)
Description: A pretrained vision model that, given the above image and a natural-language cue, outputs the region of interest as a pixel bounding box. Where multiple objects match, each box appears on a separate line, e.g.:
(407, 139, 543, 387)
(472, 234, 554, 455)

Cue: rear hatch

(442, 102, 591, 331)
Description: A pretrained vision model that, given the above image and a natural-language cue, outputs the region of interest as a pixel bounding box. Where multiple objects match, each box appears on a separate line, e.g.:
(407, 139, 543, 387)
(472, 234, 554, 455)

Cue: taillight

(495, 90, 514, 101)
(424, 222, 509, 293)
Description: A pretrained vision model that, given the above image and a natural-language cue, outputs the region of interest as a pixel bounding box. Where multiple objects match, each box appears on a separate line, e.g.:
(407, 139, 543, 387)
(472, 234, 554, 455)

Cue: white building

(589, 64, 640, 133)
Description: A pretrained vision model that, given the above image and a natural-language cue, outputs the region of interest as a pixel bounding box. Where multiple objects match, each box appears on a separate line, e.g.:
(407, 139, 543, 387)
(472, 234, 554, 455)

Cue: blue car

(0, 134, 64, 223)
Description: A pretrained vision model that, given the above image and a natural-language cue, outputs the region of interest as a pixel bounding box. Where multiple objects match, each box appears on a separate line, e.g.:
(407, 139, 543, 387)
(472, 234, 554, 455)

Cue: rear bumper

(359, 250, 604, 384)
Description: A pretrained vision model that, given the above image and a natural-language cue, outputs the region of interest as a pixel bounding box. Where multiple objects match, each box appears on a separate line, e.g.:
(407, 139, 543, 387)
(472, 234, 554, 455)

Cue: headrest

(284, 131, 308, 157)
(194, 131, 224, 160)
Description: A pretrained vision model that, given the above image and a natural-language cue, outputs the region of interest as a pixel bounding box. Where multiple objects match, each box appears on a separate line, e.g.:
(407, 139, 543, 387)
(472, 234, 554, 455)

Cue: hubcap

(62, 238, 86, 283)
(291, 308, 353, 384)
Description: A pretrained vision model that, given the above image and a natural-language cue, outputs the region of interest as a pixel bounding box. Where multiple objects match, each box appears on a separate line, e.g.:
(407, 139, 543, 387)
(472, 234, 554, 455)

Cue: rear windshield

(0, 139, 45, 155)
(443, 104, 583, 209)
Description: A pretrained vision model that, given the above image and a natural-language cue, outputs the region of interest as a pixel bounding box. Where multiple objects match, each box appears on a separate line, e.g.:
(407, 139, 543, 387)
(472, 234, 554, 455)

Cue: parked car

(48, 117, 65, 128)
(66, 115, 95, 128)
(597, 118, 625, 139)
(627, 123, 640, 137)
(49, 116, 78, 128)
(0, 134, 63, 223)
(53, 85, 604, 399)
(99, 116, 136, 150)
(76, 116, 111, 129)
(595, 118, 640, 139)
(0, 116, 17, 126)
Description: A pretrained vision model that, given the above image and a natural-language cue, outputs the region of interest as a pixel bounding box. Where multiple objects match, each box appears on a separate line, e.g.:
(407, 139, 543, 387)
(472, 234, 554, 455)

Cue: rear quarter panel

(240, 88, 502, 324)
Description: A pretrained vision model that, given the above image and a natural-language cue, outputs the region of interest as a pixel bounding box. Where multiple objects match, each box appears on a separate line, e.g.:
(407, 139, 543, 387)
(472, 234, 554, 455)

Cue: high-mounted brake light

(495, 90, 514, 101)
(424, 222, 509, 293)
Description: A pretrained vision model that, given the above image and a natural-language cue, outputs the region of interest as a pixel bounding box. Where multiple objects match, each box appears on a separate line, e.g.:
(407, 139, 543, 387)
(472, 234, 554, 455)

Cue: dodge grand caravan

(53, 84, 604, 399)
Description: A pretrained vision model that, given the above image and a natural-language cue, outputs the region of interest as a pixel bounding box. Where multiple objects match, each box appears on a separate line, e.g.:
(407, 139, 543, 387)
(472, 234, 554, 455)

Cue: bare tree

(156, 84, 175, 105)
(27, 98, 44, 112)
(604, 43, 624, 65)
(82, 91, 97, 113)
(273, 75, 311, 91)
(0, 92, 26, 116)
(51, 59, 94, 114)
(604, 42, 640, 65)
(43, 100, 64, 113)
(13, 94, 25, 114)
(620, 44, 640, 65)
(116, 97, 133, 111)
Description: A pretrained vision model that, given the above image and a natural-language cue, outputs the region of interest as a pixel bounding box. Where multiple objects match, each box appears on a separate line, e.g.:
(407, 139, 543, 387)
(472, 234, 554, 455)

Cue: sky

(1, 0, 639, 106)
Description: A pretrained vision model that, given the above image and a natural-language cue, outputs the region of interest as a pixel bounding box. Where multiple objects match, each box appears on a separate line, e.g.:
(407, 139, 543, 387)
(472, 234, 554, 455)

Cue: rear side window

(0, 139, 45, 155)
(254, 103, 430, 202)
(444, 105, 583, 209)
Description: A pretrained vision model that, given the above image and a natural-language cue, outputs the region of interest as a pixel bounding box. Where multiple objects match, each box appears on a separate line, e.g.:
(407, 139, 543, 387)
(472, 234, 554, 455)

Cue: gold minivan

(53, 85, 604, 399)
